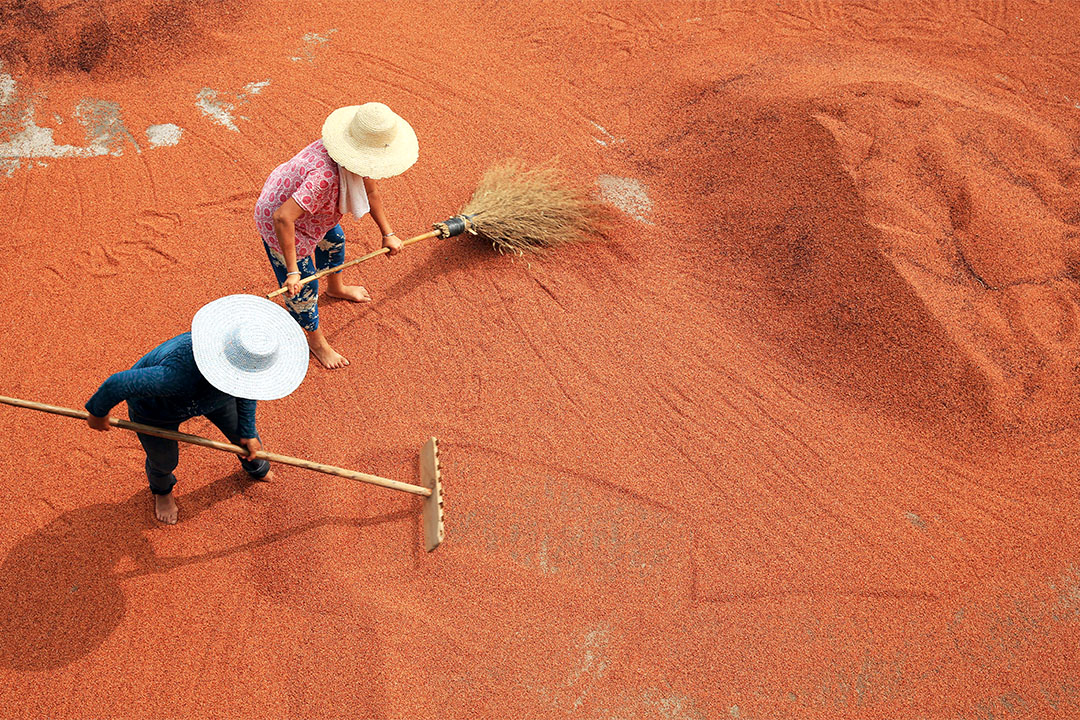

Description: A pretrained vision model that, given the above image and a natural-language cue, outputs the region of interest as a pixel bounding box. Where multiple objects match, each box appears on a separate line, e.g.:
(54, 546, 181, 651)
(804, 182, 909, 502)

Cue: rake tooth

(433, 439, 444, 542)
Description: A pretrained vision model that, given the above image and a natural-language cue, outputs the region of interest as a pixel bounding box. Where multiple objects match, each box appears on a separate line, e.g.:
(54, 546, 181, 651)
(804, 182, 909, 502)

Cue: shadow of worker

(0, 472, 251, 671)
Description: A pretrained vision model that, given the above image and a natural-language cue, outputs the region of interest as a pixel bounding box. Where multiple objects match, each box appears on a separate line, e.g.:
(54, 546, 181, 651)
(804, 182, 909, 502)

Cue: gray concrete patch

(292, 30, 338, 63)
(146, 124, 183, 148)
(196, 80, 270, 132)
(596, 174, 653, 224)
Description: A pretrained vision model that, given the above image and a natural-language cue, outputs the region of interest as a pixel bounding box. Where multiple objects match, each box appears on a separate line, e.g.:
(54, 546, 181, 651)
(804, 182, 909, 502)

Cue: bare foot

(154, 492, 178, 524)
(308, 337, 350, 369)
(251, 469, 275, 482)
(325, 284, 372, 303)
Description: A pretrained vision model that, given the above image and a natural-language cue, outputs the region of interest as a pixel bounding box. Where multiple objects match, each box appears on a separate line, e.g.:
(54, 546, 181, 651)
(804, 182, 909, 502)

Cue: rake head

(420, 437, 444, 552)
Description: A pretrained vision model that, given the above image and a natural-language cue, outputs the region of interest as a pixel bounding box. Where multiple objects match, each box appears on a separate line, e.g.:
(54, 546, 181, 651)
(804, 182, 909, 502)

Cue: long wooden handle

(266, 229, 442, 299)
(0, 395, 431, 497)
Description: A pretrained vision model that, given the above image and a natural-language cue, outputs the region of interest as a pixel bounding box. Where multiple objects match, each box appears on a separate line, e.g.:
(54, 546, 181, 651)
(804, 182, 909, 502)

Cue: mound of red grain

(660, 67, 1080, 435)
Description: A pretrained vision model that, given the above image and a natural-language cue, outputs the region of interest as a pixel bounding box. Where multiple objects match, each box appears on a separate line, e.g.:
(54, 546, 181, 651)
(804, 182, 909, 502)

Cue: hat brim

(192, 295, 309, 401)
(322, 105, 419, 179)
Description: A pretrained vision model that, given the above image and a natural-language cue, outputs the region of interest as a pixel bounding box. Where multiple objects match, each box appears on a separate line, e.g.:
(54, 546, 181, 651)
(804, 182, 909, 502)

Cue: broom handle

(266, 229, 442, 299)
(0, 395, 431, 497)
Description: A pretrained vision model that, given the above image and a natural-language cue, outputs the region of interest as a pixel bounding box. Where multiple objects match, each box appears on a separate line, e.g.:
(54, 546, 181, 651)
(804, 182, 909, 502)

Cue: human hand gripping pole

(0, 395, 445, 551)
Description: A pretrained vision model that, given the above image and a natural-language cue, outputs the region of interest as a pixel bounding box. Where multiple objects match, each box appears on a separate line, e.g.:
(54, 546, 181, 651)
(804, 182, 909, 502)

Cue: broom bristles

(460, 159, 606, 255)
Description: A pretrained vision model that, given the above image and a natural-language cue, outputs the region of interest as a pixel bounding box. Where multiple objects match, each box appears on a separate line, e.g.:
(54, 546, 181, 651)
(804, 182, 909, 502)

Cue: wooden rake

(0, 395, 445, 551)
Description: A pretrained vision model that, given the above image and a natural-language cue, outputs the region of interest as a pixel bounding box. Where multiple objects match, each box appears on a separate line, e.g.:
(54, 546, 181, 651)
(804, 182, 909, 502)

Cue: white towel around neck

(338, 166, 371, 220)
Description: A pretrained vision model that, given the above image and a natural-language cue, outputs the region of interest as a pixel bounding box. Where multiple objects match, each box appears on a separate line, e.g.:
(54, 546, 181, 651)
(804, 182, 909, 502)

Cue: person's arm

(273, 197, 307, 296)
(363, 177, 401, 255)
(84, 366, 173, 431)
(236, 398, 257, 440)
(235, 398, 261, 460)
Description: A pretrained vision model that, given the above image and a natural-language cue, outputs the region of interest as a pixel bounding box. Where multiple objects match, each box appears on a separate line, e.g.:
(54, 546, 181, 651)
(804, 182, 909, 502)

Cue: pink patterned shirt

(255, 140, 342, 258)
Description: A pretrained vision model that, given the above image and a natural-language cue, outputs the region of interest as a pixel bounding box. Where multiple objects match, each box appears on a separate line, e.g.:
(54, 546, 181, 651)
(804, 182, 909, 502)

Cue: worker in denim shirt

(85, 296, 309, 524)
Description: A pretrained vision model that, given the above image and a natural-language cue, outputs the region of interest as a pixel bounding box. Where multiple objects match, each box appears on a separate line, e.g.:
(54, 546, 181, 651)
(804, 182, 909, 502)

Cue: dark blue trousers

(128, 399, 270, 495)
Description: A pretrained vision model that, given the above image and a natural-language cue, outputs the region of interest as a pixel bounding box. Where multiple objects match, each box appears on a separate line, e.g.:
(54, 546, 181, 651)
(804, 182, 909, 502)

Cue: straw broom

(457, 159, 606, 255)
(267, 160, 607, 299)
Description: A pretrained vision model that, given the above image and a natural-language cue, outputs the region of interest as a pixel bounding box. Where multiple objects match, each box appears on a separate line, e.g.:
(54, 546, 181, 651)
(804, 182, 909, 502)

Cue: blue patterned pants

(263, 225, 346, 331)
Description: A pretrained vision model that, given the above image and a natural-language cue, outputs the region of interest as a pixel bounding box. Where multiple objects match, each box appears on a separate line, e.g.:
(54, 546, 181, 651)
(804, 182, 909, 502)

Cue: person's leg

(128, 407, 181, 524)
(264, 241, 321, 331)
(264, 241, 347, 369)
(319, 224, 371, 303)
(204, 402, 272, 480)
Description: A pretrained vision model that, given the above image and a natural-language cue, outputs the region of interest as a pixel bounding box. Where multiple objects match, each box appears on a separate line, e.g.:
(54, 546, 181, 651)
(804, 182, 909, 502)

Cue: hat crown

(224, 325, 279, 373)
(348, 102, 398, 149)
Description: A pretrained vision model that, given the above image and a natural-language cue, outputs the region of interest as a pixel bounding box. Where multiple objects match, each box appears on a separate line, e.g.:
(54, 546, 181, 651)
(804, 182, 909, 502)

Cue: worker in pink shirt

(255, 102, 418, 369)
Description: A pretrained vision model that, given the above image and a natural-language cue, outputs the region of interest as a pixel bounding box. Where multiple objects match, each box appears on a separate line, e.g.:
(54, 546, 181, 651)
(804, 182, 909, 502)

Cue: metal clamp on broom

(0, 395, 445, 551)
(267, 160, 607, 300)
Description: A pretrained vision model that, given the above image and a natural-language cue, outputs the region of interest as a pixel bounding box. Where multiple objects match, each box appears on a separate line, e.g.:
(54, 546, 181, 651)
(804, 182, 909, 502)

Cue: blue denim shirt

(85, 333, 257, 438)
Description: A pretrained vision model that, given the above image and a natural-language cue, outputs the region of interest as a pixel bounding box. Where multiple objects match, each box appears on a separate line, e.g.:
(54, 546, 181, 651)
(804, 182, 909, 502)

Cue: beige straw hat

(191, 295, 309, 401)
(321, 102, 419, 179)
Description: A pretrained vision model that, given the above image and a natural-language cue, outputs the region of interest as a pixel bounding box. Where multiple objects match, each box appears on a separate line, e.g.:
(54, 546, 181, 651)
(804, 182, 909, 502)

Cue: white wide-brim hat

(322, 102, 419, 179)
(192, 295, 309, 401)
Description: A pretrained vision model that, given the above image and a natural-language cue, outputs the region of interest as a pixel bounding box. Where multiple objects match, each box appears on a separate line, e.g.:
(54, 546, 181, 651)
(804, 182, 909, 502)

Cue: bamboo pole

(0, 395, 431, 497)
(266, 229, 442, 300)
